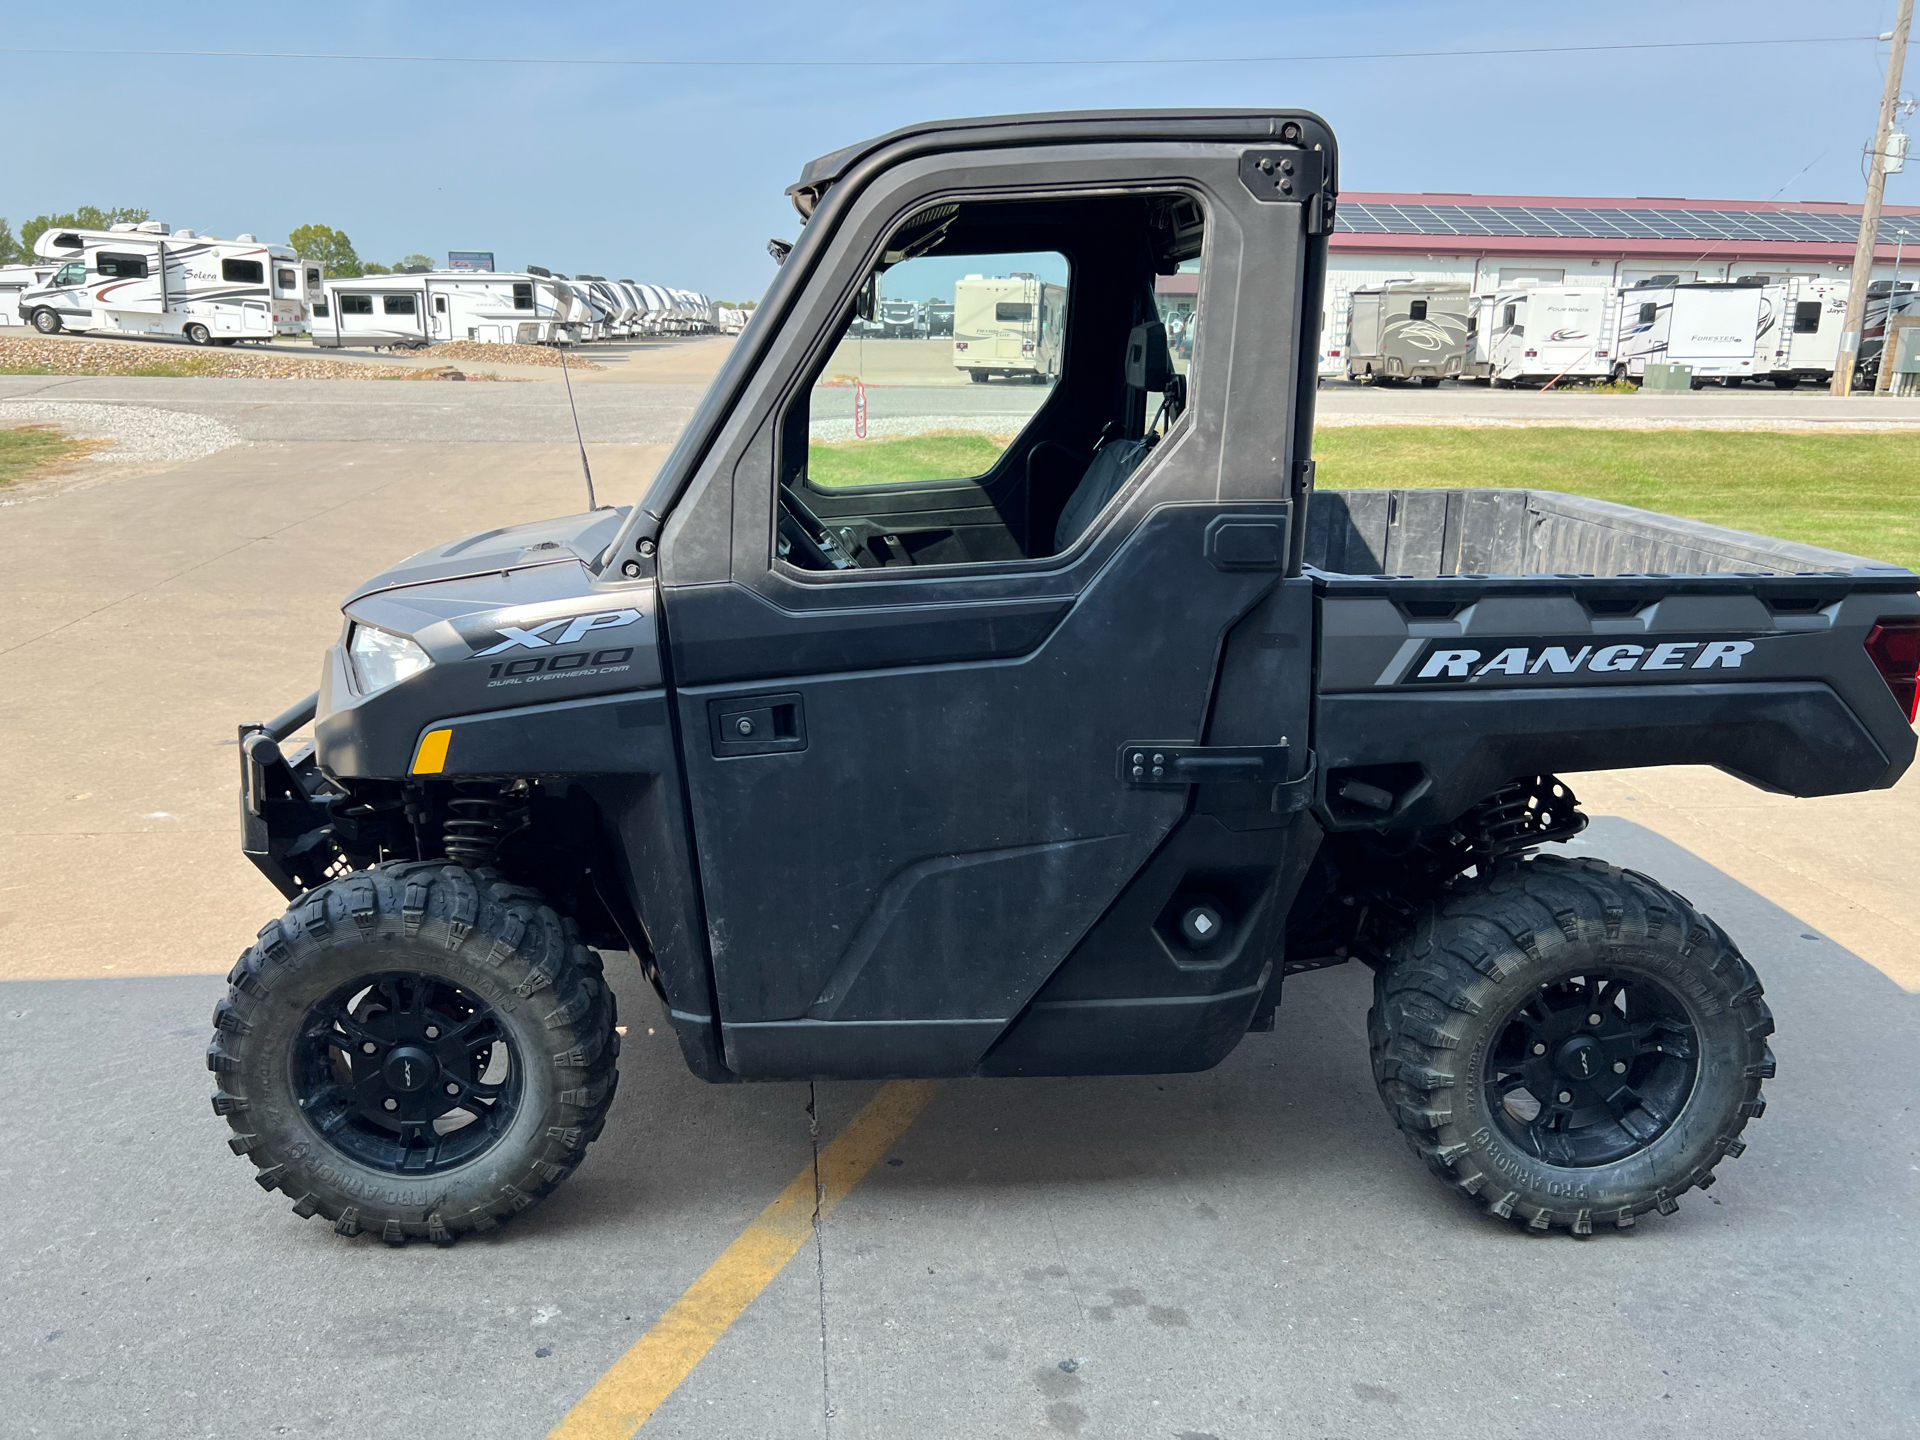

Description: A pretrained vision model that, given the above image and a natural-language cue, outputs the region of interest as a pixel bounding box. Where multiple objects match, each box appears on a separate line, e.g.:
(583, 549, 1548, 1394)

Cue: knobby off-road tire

(1369, 855, 1775, 1235)
(208, 862, 619, 1245)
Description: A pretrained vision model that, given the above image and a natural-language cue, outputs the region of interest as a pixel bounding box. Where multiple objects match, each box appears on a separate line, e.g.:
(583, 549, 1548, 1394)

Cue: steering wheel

(778, 486, 854, 570)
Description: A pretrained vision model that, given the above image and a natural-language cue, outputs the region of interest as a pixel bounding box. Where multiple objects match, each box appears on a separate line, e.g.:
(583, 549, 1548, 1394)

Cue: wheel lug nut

(1558, 1091, 1572, 1104)
(1613, 1060, 1627, 1074)
(1587, 1013, 1603, 1026)
(383, 1097, 398, 1111)
(362, 1042, 377, 1055)
(1533, 1043, 1547, 1055)
(445, 1082, 460, 1095)
(425, 1026, 440, 1039)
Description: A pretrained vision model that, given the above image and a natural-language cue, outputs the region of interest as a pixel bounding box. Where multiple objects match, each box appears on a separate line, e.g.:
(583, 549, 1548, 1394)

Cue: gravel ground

(423, 340, 605, 370)
(0, 335, 412, 380)
(0, 400, 243, 467)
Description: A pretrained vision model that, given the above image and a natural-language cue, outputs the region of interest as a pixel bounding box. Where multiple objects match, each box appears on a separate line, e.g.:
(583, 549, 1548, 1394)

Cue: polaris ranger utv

(212, 109, 1920, 1245)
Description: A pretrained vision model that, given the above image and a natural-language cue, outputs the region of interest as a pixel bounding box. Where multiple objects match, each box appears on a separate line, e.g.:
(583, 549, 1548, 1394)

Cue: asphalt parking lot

(1, 346, 1917, 1438)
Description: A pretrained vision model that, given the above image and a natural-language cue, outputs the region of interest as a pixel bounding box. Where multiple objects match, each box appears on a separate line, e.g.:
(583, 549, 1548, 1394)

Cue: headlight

(348, 624, 432, 695)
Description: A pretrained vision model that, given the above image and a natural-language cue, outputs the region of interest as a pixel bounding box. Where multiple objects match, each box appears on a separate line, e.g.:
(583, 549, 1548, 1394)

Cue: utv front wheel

(1370, 855, 1773, 1234)
(208, 862, 619, 1244)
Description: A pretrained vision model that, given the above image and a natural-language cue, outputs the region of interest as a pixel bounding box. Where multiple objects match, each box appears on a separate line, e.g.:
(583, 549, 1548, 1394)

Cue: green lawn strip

(1314, 426, 1920, 572)
(0, 426, 90, 486)
(807, 432, 1008, 487)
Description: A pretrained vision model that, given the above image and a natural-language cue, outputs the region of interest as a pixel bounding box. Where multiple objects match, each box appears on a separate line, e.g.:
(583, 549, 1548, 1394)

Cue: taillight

(1865, 616, 1920, 722)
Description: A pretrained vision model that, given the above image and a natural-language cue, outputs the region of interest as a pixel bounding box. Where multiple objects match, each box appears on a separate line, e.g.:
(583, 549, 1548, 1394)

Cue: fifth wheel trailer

(312, 271, 573, 348)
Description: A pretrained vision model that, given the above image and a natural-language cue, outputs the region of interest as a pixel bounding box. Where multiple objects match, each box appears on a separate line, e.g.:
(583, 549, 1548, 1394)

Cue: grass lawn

(798, 425, 1920, 571)
(808, 431, 1011, 487)
(0, 426, 91, 487)
(1315, 426, 1920, 572)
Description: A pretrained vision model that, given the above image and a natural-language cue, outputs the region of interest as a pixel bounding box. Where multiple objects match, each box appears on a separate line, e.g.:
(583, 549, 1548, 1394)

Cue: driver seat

(1052, 321, 1179, 553)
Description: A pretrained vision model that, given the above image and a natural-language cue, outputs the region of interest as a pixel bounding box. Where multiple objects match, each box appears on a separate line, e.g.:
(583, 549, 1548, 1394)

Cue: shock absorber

(441, 781, 531, 868)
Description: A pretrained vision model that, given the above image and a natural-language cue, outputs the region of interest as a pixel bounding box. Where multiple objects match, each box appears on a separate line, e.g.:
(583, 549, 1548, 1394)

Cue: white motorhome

(313, 270, 572, 348)
(952, 273, 1066, 383)
(1485, 285, 1619, 387)
(19, 223, 306, 343)
(1343, 282, 1473, 385)
(0, 261, 58, 326)
(1613, 281, 1765, 384)
(1753, 277, 1848, 387)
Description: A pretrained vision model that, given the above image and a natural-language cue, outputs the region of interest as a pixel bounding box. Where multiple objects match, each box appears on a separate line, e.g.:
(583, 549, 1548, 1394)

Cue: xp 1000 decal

(461, 608, 645, 690)
(1375, 634, 1763, 688)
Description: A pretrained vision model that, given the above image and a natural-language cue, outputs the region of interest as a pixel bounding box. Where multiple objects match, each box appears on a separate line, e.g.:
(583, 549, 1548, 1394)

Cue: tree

(0, 219, 22, 265)
(19, 206, 149, 253)
(360, 261, 393, 275)
(287, 223, 362, 278)
(398, 253, 433, 271)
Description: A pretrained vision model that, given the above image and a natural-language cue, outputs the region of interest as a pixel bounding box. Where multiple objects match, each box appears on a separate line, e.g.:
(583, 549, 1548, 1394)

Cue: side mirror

(855, 275, 878, 324)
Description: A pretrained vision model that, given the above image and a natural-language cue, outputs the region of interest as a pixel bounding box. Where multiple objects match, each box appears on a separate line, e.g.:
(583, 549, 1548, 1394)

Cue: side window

(434, 295, 448, 314)
(57, 262, 85, 286)
(775, 192, 1203, 572)
(96, 252, 149, 279)
(276, 267, 298, 292)
(1501, 303, 1517, 328)
(1639, 302, 1658, 324)
(1793, 301, 1821, 333)
(384, 294, 417, 315)
(799, 249, 1071, 498)
(512, 282, 534, 310)
(1409, 299, 1428, 321)
(223, 258, 265, 284)
(340, 293, 374, 315)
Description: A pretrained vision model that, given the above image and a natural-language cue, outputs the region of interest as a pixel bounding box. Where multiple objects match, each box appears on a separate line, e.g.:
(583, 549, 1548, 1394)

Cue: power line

(0, 35, 1898, 70)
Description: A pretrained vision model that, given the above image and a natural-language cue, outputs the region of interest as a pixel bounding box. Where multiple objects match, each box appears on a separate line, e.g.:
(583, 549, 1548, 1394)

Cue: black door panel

(673, 505, 1283, 1076)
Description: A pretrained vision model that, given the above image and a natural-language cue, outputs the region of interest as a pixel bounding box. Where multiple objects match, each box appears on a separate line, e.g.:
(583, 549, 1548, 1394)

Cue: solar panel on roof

(1332, 200, 1914, 246)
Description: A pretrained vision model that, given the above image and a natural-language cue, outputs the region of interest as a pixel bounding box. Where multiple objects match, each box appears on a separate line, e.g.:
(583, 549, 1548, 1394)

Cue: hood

(345, 508, 628, 605)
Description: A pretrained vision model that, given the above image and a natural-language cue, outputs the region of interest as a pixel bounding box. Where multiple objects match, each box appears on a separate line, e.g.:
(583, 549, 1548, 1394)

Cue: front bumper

(239, 690, 335, 899)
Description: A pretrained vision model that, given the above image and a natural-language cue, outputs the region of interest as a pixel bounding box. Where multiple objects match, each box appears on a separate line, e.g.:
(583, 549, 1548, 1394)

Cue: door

(430, 292, 451, 340)
(658, 148, 1321, 1080)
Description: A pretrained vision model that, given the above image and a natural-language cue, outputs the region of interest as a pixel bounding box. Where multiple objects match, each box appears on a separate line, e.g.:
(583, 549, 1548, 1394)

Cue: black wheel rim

(1483, 970, 1698, 1168)
(294, 972, 522, 1174)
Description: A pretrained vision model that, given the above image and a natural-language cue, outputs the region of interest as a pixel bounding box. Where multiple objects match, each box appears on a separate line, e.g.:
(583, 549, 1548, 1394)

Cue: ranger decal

(1376, 635, 1762, 687)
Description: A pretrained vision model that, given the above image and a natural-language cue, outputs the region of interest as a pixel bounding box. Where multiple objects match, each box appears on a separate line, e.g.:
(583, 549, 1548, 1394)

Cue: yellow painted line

(548, 1079, 940, 1440)
(411, 727, 453, 775)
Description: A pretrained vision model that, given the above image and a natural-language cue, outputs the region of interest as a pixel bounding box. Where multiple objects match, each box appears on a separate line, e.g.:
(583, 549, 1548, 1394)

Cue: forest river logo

(1379, 636, 1760, 687)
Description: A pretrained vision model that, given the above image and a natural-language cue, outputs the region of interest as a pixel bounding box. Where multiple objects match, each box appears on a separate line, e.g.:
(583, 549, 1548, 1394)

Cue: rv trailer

(312, 270, 569, 348)
(1342, 281, 1472, 385)
(18, 223, 306, 343)
(1485, 284, 1618, 387)
(1613, 281, 1765, 385)
(1754, 277, 1847, 388)
(952, 272, 1066, 383)
(0, 262, 58, 326)
(879, 297, 924, 338)
(924, 298, 955, 337)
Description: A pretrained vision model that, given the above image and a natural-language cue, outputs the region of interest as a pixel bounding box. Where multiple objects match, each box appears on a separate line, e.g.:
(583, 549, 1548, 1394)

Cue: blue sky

(1, 1, 1912, 299)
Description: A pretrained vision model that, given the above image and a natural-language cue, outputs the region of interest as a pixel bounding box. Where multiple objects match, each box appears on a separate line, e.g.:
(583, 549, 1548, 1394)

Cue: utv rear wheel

(32, 308, 60, 335)
(1369, 854, 1773, 1234)
(208, 862, 619, 1244)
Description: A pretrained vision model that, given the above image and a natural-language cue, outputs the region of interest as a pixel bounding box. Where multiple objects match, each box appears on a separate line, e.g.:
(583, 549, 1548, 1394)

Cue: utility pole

(1833, 0, 1913, 397)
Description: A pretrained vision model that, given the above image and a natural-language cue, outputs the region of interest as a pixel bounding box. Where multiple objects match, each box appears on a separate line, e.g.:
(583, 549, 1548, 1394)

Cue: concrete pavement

(2, 819, 1914, 1439)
